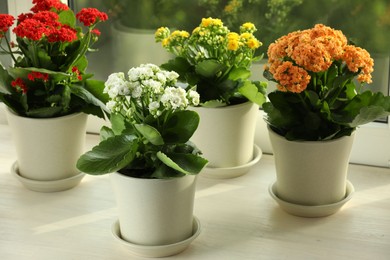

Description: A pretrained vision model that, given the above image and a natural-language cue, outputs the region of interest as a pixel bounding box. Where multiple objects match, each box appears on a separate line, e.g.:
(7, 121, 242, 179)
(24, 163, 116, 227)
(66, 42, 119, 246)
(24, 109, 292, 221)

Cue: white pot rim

(6, 107, 85, 121)
(192, 101, 257, 111)
(267, 125, 355, 145)
(114, 171, 196, 183)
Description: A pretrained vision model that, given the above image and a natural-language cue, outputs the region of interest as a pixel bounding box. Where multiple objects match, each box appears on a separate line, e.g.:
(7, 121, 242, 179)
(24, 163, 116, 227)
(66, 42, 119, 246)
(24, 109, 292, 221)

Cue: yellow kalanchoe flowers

(201, 17, 223, 27)
(155, 17, 262, 68)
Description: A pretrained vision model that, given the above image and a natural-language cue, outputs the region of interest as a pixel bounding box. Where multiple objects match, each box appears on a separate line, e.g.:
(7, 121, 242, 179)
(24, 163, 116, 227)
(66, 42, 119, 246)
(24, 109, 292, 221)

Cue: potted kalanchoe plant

(77, 63, 207, 255)
(263, 24, 390, 217)
(155, 17, 266, 107)
(0, 0, 108, 192)
(155, 17, 266, 177)
(0, 0, 108, 118)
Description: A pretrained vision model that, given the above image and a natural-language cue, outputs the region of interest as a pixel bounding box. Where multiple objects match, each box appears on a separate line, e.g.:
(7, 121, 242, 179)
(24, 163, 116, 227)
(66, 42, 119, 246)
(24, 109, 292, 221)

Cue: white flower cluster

(103, 64, 200, 119)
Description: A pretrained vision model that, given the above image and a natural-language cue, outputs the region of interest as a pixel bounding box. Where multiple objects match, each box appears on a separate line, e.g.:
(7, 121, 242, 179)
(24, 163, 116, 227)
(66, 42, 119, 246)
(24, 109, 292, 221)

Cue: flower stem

(3, 36, 18, 64)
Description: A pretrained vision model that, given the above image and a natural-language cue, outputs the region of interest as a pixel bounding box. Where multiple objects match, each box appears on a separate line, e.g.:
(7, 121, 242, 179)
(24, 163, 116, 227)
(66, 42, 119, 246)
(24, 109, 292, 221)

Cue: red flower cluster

(76, 8, 108, 27)
(11, 78, 28, 94)
(0, 14, 14, 36)
(91, 29, 101, 36)
(13, 9, 78, 42)
(28, 71, 49, 82)
(31, 0, 69, 13)
(47, 25, 77, 42)
(31, 10, 60, 25)
(13, 19, 46, 41)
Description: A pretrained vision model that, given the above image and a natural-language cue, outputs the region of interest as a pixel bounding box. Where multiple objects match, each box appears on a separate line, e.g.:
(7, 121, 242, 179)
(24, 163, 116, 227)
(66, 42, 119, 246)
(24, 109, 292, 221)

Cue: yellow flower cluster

(155, 17, 262, 68)
(200, 17, 223, 27)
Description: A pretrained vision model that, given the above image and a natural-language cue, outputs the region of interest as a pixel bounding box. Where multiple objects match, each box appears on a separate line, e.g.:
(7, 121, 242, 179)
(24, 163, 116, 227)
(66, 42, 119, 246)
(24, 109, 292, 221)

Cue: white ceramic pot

(268, 126, 355, 206)
(110, 173, 197, 246)
(6, 109, 87, 184)
(111, 21, 172, 73)
(190, 102, 259, 168)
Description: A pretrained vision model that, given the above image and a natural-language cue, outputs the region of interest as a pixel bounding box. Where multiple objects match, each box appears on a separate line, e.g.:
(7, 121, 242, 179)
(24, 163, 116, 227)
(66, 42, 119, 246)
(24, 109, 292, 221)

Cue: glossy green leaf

(228, 67, 251, 81)
(100, 126, 115, 141)
(333, 91, 390, 127)
(69, 82, 108, 117)
(156, 151, 208, 175)
(25, 106, 63, 118)
(0, 65, 12, 94)
(195, 60, 227, 78)
(8, 67, 69, 82)
(134, 123, 164, 145)
(77, 134, 139, 175)
(162, 110, 199, 143)
(110, 113, 126, 135)
(238, 80, 266, 106)
(200, 100, 226, 108)
(58, 9, 76, 27)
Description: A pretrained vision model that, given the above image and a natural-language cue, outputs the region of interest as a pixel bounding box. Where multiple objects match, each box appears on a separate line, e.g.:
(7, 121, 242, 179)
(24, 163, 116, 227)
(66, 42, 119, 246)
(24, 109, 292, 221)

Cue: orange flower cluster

(273, 61, 310, 93)
(342, 45, 374, 83)
(266, 24, 374, 93)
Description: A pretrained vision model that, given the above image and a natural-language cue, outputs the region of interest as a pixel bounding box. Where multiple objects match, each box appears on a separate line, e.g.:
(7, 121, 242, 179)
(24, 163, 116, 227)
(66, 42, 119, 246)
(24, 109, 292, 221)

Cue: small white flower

(188, 90, 200, 106)
(164, 70, 179, 82)
(161, 87, 189, 110)
(143, 79, 163, 94)
(106, 100, 117, 112)
(118, 82, 131, 96)
(148, 101, 161, 117)
(149, 101, 160, 111)
(129, 82, 143, 98)
(128, 66, 153, 81)
(144, 63, 160, 72)
(107, 87, 119, 99)
(104, 72, 128, 98)
(156, 71, 167, 84)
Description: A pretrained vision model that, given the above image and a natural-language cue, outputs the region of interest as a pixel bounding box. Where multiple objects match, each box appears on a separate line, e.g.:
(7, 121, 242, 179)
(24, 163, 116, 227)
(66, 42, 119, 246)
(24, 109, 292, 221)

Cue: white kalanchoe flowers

(103, 64, 200, 121)
(104, 72, 130, 98)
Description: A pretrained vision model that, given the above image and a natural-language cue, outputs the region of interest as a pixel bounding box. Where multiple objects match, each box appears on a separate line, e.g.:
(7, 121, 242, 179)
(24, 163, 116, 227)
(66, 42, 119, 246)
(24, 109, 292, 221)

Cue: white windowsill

(0, 104, 389, 259)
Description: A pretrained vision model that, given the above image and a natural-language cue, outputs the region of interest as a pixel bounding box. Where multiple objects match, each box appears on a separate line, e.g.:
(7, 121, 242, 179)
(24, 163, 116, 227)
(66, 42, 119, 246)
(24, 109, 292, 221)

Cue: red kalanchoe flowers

(13, 19, 48, 41)
(76, 8, 108, 27)
(31, 0, 69, 13)
(91, 29, 101, 36)
(13, 11, 78, 43)
(47, 25, 77, 43)
(11, 78, 28, 93)
(0, 14, 15, 37)
(17, 13, 34, 23)
(28, 71, 49, 82)
(31, 10, 60, 27)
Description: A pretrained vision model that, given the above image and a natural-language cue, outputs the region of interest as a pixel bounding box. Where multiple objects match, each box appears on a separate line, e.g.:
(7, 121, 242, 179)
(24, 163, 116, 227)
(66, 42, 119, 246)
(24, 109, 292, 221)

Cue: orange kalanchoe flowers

(263, 23, 390, 141)
(266, 24, 374, 93)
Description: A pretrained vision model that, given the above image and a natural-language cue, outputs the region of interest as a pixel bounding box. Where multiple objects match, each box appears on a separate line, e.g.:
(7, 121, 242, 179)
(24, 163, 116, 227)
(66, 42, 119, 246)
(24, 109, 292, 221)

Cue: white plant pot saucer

(111, 216, 201, 258)
(268, 180, 354, 217)
(200, 144, 262, 179)
(11, 161, 85, 192)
